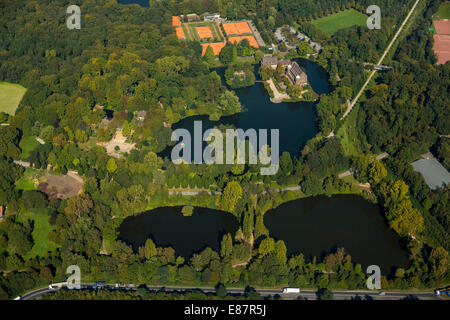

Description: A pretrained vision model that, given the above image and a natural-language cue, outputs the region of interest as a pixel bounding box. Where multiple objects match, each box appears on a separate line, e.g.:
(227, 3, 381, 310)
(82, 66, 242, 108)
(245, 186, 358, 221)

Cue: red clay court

(433, 19, 450, 34)
(228, 35, 259, 48)
(433, 20, 450, 64)
(201, 42, 226, 56)
(222, 22, 252, 35)
(196, 26, 213, 40)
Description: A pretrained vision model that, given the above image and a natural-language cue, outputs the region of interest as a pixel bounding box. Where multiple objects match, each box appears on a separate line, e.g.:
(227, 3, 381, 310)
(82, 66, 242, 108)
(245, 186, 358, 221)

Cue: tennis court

(201, 42, 226, 56)
(228, 35, 259, 48)
(196, 26, 213, 40)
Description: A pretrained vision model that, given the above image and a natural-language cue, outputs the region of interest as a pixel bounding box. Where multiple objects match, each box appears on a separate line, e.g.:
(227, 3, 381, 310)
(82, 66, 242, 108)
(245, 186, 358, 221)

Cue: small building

(261, 56, 279, 69)
(185, 13, 199, 22)
(411, 157, 450, 190)
(285, 62, 308, 86)
(204, 13, 220, 21)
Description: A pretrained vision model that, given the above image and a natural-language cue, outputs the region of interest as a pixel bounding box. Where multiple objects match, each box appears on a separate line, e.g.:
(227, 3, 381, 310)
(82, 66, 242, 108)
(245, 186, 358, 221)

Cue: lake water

(161, 59, 330, 158)
(118, 206, 239, 257)
(264, 195, 409, 273)
(119, 195, 409, 273)
(118, 0, 149, 7)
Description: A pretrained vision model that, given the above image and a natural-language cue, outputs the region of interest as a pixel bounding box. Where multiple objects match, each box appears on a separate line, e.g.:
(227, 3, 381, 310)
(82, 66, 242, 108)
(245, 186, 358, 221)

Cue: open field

(15, 167, 45, 191)
(0, 82, 27, 115)
(433, 2, 450, 20)
(16, 210, 58, 258)
(312, 9, 367, 35)
(19, 136, 40, 160)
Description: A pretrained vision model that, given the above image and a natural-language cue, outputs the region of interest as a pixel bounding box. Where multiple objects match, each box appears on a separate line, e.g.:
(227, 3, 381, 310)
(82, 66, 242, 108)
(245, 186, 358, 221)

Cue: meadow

(434, 2, 450, 20)
(0, 82, 27, 115)
(312, 9, 368, 35)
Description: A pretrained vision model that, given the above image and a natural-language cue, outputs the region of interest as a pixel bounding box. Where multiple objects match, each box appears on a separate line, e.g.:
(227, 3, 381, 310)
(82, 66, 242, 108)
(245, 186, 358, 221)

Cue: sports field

(311, 9, 367, 35)
(0, 82, 27, 115)
(433, 2, 450, 20)
(186, 21, 223, 42)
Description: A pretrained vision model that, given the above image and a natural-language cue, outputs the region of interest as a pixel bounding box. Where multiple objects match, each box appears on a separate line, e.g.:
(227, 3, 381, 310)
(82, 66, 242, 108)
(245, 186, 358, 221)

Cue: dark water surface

(161, 59, 330, 158)
(264, 195, 409, 273)
(118, 0, 149, 7)
(118, 206, 239, 257)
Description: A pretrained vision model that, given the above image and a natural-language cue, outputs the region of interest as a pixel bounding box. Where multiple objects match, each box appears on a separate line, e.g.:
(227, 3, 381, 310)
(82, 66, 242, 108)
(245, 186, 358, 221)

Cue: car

(48, 285, 56, 290)
(13, 296, 21, 300)
(378, 291, 386, 296)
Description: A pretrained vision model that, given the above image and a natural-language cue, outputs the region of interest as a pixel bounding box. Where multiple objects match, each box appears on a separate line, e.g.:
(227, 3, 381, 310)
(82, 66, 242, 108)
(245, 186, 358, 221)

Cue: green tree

(107, 158, 118, 173)
(144, 238, 157, 259)
(220, 181, 243, 212)
(220, 233, 233, 257)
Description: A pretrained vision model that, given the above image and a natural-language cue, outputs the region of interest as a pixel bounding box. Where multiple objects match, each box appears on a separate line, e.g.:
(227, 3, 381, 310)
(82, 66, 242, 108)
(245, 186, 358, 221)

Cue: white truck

(282, 288, 300, 294)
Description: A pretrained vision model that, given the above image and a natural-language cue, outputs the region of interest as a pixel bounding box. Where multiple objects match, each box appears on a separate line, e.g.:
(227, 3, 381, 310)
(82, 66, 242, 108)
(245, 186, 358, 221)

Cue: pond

(263, 195, 410, 274)
(118, 206, 239, 257)
(160, 59, 331, 158)
(118, 0, 149, 7)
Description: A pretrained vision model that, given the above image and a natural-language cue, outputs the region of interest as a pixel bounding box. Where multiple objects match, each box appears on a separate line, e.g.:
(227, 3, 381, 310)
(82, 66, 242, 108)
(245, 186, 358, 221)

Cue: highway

(20, 283, 444, 301)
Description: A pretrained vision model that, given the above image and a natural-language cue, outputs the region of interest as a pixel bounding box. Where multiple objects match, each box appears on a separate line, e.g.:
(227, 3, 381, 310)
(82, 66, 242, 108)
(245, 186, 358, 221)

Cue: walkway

(341, 0, 422, 119)
(267, 78, 290, 103)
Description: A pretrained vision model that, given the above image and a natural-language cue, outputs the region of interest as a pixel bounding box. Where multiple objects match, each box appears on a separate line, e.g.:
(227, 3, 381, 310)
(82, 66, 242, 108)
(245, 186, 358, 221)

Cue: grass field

(15, 167, 43, 191)
(434, 2, 450, 20)
(0, 82, 27, 115)
(16, 210, 58, 259)
(19, 136, 40, 160)
(312, 9, 367, 35)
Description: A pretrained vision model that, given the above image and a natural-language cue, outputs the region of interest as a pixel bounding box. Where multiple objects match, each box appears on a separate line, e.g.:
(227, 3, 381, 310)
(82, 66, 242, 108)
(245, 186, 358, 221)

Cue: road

(341, 0, 421, 119)
(20, 283, 443, 301)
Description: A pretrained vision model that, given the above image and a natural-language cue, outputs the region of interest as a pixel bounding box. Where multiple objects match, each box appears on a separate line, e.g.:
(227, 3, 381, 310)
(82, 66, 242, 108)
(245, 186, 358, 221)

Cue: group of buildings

(274, 26, 322, 53)
(261, 56, 308, 86)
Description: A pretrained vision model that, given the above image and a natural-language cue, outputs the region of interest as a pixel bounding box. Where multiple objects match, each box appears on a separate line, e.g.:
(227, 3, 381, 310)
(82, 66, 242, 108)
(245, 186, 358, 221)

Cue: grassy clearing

(16, 210, 58, 259)
(434, 2, 450, 20)
(15, 167, 44, 191)
(312, 9, 367, 35)
(337, 102, 368, 157)
(0, 82, 27, 115)
(19, 136, 40, 160)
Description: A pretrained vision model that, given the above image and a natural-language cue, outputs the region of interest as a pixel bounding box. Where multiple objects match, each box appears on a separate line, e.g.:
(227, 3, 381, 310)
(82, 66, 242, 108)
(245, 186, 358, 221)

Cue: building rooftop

(411, 158, 450, 190)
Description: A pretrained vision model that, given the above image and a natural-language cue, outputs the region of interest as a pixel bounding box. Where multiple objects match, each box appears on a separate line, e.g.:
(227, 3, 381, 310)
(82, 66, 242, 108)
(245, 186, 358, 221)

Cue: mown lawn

(312, 9, 367, 35)
(19, 136, 40, 160)
(434, 2, 450, 20)
(16, 210, 58, 259)
(0, 82, 27, 115)
(15, 167, 44, 191)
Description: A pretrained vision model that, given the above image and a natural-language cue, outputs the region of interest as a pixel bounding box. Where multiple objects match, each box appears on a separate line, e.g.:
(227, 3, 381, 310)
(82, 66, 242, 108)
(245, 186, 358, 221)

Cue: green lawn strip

(312, 9, 367, 35)
(433, 2, 450, 20)
(211, 22, 223, 41)
(181, 23, 190, 40)
(187, 23, 200, 41)
(16, 209, 58, 259)
(337, 103, 366, 157)
(0, 82, 27, 115)
(19, 136, 40, 160)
